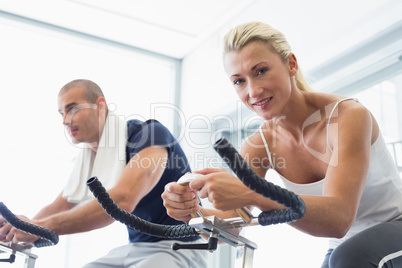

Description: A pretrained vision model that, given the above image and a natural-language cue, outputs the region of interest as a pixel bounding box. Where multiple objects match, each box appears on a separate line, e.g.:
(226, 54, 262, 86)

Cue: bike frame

(0, 242, 38, 268)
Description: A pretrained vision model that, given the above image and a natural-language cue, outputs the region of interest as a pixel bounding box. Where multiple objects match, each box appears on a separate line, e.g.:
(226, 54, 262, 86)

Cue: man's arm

(0, 192, 76, 243)
(8, 146, 168, 242)
(33, 192, 77, 220)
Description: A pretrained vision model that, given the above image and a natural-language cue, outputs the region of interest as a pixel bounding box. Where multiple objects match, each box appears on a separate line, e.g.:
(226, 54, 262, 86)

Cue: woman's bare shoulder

(241, 121, 274, 157)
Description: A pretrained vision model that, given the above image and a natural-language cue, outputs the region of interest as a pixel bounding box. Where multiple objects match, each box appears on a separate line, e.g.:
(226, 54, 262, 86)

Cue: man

(0, 79, 207, 267)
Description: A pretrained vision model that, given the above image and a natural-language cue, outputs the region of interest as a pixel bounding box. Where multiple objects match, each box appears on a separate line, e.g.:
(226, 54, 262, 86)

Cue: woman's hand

(190, 168, 256, 211)
(162, 182, 201, 223)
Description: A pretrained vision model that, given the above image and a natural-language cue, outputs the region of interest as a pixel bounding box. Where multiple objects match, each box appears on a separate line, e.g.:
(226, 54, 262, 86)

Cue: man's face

(58, 86, 101, 145)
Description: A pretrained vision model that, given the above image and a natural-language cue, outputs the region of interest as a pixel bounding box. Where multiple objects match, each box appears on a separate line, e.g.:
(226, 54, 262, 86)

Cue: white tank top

(259, 98, 402, 249)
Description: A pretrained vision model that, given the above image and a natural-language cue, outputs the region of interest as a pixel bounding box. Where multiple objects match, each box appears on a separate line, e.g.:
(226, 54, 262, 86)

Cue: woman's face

(224, 41, 296, 120)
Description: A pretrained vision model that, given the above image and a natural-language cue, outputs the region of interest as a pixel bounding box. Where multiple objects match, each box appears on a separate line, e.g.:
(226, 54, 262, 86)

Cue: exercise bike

(86, 138, 306, 268)
(0, 138, 305, 267)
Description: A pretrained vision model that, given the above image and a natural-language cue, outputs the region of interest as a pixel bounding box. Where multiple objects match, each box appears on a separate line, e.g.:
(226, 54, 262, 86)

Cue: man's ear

(96, 97, 107, 114)
(288, 53, 298, 76)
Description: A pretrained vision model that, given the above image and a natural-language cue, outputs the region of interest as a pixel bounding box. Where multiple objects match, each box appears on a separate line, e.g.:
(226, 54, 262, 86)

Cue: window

(351, 74, 402, 171)
(0, 13, 179, 267)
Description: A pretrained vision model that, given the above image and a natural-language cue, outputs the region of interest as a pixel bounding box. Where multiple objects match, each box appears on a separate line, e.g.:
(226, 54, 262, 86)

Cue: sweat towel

(62, 112, 127, 203)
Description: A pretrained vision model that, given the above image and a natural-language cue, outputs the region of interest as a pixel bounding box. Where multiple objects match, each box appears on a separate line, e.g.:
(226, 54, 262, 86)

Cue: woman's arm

(289, 106, 372, 238)
(255, 105, 373, 238)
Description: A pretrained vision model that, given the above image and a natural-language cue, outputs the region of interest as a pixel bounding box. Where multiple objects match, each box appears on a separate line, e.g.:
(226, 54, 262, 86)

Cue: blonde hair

(223, 21, 312, 92)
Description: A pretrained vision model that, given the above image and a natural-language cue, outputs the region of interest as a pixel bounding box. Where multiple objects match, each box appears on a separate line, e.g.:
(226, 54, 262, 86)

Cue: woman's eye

(257, 68, 268, 75)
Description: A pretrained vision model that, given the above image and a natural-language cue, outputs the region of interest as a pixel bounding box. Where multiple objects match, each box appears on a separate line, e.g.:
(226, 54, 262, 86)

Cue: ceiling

(0, 0, 257, 59)
(0, 0, 401, 62)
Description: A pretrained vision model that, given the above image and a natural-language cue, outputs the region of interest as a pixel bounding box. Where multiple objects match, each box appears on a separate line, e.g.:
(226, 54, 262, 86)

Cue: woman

(162, 21, 402, 267)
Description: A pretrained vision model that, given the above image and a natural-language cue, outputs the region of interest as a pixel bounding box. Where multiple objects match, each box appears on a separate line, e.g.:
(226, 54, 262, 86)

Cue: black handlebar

(0, 202, 59, 247)
(213, 138, 306, 225)
(86, 177, 199, 238)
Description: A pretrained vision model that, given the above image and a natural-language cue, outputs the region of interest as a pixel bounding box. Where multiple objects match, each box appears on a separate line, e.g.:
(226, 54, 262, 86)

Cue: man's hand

(0, 215, 39, 244)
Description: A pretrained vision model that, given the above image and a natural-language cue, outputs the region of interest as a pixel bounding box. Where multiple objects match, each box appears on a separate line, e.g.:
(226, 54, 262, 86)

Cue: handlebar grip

(86, 177, 199, 238)
(0, 202, 59, 247)
(213, 138, 306, 225)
